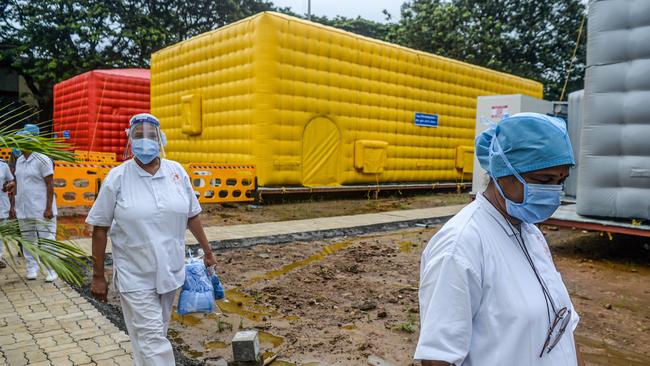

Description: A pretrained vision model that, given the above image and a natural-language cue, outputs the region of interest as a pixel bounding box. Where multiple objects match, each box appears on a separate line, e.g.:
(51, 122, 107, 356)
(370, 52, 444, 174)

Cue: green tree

(276, 6, 394, 41)
(306, 14, 394, 41)
(0, 0, 124, 122)
(108, 0, 275, 67)
(0, 0, 275, 121)
(388, 0, 587, 99)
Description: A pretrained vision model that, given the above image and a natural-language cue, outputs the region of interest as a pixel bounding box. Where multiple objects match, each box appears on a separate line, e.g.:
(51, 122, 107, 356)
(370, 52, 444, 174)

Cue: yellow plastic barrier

(74, 150, 117, 163)
(185, 163, 256, 203)
(1, 149, 117, 164)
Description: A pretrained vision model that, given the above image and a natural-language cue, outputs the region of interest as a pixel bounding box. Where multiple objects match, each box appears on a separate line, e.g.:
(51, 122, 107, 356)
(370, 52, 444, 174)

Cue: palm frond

(0, 133, 75, 162)
(0, 219, 89, 286)
(0, 104, 75, 162)
(0, 105, 87, 284)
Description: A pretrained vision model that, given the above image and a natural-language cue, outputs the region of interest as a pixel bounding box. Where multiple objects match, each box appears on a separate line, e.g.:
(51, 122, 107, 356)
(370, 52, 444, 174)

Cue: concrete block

(231, 330, 261, 363)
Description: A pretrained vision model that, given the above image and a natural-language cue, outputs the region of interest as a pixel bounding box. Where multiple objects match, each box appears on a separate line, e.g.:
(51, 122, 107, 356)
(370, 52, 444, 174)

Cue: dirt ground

(95, 224, 650, 365)
(56, 191, 469, 240)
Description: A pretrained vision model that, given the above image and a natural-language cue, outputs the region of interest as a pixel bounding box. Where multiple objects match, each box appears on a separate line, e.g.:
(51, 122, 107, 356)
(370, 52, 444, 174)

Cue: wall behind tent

(53, 69, 150, 160)
(152, 12, 543, 187)
(577, 0, 650, 220)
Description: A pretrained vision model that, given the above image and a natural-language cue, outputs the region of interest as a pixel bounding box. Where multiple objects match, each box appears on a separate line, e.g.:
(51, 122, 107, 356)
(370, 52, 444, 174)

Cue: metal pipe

(308, 0, 311, 20)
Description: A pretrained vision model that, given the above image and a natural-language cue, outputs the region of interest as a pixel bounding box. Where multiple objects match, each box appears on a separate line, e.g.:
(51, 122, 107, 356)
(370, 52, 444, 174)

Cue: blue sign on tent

(63, 130, 70, 139)
(414, 112, 438, 127)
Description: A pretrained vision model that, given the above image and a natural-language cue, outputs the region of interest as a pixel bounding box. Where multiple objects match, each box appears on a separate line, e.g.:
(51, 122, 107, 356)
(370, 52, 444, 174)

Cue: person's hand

(4, 181, 15, 195)
(91, 275, 108, 302)
(43, 208, 53, 220)
(9, 208, 16, 219)
(203, 251, 217, 271)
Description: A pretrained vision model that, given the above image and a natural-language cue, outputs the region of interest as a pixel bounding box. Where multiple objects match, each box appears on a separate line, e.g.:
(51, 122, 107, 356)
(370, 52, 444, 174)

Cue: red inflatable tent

(53, 69, 150, 160)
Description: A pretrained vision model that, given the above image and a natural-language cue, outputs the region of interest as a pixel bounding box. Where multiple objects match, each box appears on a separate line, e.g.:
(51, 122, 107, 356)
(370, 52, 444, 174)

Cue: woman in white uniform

(415, 113, 585, 366)
(87, 113, 217, 366)
(10, 125, 59, 282)
(0, 159, 15, 269)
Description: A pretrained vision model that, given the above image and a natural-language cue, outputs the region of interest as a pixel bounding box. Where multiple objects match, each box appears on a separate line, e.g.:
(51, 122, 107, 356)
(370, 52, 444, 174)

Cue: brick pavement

(0, 262, 132, 366)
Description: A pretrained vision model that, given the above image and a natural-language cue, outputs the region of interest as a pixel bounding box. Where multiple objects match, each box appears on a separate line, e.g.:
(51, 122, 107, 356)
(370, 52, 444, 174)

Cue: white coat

(0, 161, 12, 259)
(86, 158, 202, 294)
(0, 161, 13, 219)
(415, 193, 579, 365)
(13, 152, 57, 274)
(86, 158, 202, 366)
(14, 152, 57, 219)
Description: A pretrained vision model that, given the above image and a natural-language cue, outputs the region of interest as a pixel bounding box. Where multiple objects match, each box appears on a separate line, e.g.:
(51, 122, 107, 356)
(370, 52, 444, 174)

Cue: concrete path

(0, 262, 132, 366)
(73, 204, 466, 254)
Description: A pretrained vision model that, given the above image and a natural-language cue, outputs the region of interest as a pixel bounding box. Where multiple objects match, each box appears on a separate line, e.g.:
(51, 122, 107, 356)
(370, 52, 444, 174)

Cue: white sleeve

(3, 164, 13, 182)
(37, 155, 54, 178)
(414, 250, 482, 363)
(182, 169, 202, 218)
(85, 172, 117, 227)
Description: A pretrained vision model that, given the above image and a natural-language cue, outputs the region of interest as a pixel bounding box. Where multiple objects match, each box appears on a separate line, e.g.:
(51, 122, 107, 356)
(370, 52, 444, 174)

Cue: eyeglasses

(540, 306, 572, 357)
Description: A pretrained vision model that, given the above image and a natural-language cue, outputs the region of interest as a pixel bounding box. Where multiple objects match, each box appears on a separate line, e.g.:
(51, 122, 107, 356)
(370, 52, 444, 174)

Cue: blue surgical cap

(23, 124, 40, 136)
(475, 112, 575, 178)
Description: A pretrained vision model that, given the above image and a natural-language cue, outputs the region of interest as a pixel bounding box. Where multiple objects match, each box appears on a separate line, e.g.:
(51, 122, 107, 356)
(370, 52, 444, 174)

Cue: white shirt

(15, 152, 57, 219)
(415, 193, 579, 365)
(86, 159, 202, 294)
(0, 162, 13, 219)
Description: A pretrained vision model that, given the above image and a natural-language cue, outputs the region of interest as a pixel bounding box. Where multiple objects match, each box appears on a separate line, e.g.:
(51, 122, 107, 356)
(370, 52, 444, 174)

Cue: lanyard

(510, 223, 558, 325)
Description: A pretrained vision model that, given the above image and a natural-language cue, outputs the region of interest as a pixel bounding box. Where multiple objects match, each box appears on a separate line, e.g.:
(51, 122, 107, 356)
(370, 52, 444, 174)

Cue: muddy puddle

(90, 225, 645, 365)
(166, 239, 360, 364)
(213, 239, 355, 323)
(577, 336, 650, 366)
(57, 215, 92, 240)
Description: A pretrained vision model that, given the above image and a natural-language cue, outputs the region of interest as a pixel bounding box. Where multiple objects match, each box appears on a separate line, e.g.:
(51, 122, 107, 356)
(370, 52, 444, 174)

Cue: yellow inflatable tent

(151, 12, 542, 187)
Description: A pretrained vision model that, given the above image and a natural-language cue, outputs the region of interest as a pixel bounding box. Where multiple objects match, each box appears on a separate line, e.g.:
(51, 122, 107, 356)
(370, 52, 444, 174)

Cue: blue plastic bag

(210, 272, 225, 300)
(177, 259, 215, 315)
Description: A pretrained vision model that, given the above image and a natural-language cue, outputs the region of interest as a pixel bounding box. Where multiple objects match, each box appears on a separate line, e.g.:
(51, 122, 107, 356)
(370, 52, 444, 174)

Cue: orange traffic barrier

(185, 163, 256, 203)
(53, 162, 101, 206)
(0, 148, 11, 161)
(2, 147, 257, 206)
(53, 161, 256, 206)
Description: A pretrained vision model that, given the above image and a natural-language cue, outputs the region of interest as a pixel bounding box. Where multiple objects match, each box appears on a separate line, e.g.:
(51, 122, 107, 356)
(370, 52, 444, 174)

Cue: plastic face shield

(124, 120, 166, 160)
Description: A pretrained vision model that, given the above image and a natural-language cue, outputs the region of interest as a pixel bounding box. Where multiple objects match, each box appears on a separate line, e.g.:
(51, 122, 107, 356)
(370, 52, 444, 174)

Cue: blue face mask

(493, 177, 562, 224)
(132, 138, 160, 164)
(12, 148, 21, 157)
(489, 138, 562, 224)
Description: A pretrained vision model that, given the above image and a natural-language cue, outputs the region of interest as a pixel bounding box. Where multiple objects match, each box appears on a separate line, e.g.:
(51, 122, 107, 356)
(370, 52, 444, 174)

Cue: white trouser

(119, 289, 176, 366)
(18, 217, 57, 273)
(0, 218, 5, 258)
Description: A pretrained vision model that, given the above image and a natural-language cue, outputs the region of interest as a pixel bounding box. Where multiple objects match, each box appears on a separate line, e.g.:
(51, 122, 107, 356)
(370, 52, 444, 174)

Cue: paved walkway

(1, 205, 465, 365)
(74, 204, 466, 254)
(0, 262, 132, 366)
